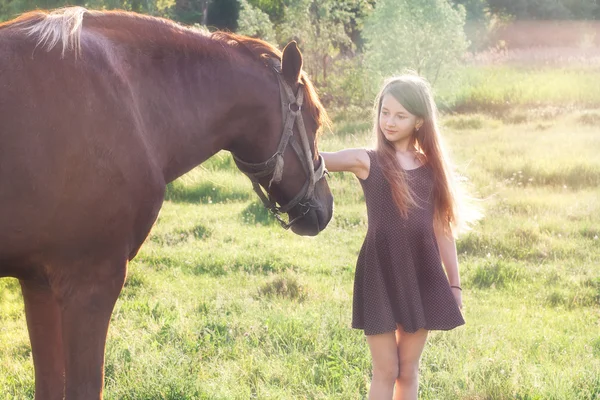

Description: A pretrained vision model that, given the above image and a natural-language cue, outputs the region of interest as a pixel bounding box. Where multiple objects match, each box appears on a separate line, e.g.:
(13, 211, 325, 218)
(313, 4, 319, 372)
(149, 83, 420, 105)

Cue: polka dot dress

(352, 150, 465, 335)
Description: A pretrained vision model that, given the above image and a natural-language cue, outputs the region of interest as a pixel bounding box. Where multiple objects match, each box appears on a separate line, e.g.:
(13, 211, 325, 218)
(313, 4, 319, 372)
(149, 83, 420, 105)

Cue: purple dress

(352, 150, 465, 335)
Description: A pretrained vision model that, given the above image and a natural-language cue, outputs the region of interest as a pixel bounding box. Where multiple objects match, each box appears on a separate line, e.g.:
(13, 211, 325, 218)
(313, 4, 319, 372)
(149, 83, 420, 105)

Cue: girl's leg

(366, 332, 399, 400)
(393, 325, 429, 400)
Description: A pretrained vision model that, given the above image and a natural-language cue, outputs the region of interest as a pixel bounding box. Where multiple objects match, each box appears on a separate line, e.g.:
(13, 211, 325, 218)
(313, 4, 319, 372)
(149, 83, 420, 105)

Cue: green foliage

(328, 0, 376, 53)
(237, 0, 276, 42)
(320, 56, 372, 108)
(172, 0, 207, 24)
(248, 0, 284, 24)
(207, 0, 239, 30)
(451, 0, 489, 20)
(277, 0, 353, 86)
(487, 0, 600, 20)
(280, 1, 374, 108)
(362, 0, 469, 94)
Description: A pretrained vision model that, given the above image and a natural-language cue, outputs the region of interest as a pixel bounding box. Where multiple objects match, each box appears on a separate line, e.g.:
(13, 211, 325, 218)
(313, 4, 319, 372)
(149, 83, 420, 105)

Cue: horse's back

(0, 24, 164, 270)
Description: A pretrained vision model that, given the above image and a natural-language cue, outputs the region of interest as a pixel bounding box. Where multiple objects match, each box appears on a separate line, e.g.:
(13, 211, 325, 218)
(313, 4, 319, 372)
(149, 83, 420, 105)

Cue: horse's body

(0, 7, 332, 399)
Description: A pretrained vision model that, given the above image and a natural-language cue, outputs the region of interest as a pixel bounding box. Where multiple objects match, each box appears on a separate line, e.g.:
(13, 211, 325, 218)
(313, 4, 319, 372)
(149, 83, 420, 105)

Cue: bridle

(232, 60, 327, 229)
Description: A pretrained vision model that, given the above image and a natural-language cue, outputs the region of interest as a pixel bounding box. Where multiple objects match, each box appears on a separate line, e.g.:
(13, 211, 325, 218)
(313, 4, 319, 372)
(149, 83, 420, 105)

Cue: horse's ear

(281, 41, 303, 84)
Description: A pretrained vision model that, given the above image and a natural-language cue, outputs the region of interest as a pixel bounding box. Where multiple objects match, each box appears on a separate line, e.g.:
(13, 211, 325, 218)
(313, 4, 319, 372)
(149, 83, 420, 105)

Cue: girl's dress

(352, 150, 465, 335)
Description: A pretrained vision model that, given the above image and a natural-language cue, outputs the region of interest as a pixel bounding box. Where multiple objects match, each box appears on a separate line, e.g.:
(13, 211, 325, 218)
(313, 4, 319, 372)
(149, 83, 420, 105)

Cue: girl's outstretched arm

(321, 149, 370, 179)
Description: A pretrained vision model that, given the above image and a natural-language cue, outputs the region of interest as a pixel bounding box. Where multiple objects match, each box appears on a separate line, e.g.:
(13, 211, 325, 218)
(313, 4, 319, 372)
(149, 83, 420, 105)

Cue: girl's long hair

(374, 75, 467, 236)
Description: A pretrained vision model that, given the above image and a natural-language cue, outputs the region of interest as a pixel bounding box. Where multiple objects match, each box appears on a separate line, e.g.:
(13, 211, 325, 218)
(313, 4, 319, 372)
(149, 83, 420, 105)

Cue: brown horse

(0, 7, 333, 399)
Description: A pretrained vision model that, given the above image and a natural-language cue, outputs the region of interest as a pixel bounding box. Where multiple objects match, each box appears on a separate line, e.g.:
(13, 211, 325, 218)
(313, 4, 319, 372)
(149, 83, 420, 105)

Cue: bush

(257, 273, 307, 301)
(577, 111, 600, 126)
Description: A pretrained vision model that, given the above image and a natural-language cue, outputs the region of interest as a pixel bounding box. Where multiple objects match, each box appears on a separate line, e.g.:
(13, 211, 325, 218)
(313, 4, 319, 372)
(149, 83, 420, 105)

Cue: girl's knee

(373, 362, 399, 384)
(398, 362, 419, 382)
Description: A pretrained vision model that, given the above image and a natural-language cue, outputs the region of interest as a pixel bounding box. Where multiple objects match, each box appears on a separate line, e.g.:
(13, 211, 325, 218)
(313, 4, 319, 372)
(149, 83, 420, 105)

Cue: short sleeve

(358, 148, 377, 182)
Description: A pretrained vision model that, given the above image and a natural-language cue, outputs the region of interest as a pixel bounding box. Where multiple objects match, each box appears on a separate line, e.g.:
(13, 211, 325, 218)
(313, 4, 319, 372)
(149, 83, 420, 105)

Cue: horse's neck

(119, 39, 278, 183)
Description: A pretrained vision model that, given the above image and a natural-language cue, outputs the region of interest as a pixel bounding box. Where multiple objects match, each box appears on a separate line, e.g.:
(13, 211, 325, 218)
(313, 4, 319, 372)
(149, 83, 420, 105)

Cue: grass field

(438, 67, 600, 115)
(1, 72, 599, 399)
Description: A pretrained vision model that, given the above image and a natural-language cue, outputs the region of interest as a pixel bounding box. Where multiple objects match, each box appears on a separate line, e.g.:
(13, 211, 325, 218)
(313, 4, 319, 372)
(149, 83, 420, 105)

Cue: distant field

(437, 66, 600, 114)
(1, 103, 598, 399)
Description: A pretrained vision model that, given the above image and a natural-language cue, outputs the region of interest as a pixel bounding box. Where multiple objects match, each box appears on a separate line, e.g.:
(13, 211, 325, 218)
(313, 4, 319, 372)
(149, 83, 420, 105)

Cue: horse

(0, 7, 333, 399)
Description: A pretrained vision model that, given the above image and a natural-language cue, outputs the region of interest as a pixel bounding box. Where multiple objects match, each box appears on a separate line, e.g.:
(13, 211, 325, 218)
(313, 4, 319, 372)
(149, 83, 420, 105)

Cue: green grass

(1, 86, 600, 398)
(438, 66, 600, 115)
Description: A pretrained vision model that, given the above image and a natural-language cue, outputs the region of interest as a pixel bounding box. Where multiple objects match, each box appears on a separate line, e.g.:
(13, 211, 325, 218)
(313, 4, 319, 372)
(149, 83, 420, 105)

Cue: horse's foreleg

(20, 279, 66, 400)
(57, 258, 127, 400)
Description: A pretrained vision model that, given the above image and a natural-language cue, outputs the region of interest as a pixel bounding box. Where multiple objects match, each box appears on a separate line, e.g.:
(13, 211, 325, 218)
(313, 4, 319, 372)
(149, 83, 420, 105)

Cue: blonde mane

(12, 7, 89, 57)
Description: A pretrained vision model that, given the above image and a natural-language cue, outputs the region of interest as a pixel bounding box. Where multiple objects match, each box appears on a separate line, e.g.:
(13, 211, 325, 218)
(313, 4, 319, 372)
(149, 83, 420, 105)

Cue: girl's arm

(434, 224, 463, 308)
(320, 149, 370, 179)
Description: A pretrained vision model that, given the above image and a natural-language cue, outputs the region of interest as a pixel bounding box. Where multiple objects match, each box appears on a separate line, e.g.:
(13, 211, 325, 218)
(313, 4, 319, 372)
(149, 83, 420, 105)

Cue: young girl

(321, 75, 467, 400)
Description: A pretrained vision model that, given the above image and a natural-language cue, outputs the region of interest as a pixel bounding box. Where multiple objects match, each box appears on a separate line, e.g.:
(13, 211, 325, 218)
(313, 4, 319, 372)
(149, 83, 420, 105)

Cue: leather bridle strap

(232, 65, 326, 228)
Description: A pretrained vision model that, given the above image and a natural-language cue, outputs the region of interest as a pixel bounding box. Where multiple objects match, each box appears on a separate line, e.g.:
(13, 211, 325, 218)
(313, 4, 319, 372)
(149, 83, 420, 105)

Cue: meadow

(0, 66, 599, 399)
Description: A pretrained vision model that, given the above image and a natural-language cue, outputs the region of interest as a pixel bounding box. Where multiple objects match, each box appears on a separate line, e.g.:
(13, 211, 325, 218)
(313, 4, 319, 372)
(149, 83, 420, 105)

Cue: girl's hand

(451, 287, 463, 309)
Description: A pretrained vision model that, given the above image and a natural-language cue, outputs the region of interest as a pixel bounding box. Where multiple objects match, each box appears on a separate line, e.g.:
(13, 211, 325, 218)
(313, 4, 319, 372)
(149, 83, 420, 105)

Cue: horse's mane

(1, 7, 209, 57)
(2, 7, 329, 133)
(2, 7, 90, 57)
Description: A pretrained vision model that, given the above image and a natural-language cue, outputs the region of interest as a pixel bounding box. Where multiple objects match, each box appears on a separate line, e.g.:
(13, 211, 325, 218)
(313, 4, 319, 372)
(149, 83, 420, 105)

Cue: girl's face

(379, 94, 422, 151)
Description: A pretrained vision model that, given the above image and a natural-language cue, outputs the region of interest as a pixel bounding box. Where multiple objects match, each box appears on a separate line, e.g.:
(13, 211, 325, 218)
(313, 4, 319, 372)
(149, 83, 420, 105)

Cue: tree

(363, 0, 469, 89)
(174, 0, 209, 24)
(277, 0, 353, 86)
(237, 0, 276, 42)
(487, 0, 599, 20)
(207, 0, 239, 30)
(248, 0, 285, 24)
(451, 0, 488, 20)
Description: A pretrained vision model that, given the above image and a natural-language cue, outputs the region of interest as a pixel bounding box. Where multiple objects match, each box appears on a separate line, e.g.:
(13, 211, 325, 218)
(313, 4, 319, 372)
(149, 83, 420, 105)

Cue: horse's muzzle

(289, 193, 333, 236)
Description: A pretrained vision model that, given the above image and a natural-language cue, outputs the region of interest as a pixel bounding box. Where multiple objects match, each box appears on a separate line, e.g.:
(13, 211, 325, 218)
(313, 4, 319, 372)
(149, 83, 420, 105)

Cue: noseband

(232, 61, 327, 229)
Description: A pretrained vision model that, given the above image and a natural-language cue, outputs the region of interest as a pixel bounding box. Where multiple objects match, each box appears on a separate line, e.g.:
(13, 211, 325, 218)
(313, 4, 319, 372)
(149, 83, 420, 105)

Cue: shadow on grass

(149, 224, 213, 246)
(188, 256, 294, 276)
(468, 259, 525, 289)
(165, 180, 250, 204)
(139, 253, 297, 277)
(240, 201, 276, 226)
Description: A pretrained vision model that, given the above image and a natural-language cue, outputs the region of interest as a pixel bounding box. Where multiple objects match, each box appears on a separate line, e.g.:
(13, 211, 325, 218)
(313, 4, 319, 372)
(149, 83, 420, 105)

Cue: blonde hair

(374, 74, 469, 236)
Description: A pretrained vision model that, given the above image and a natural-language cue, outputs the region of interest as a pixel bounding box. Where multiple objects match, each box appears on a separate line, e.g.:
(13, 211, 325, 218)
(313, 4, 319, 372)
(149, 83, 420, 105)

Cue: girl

(321, 75, 467, 400)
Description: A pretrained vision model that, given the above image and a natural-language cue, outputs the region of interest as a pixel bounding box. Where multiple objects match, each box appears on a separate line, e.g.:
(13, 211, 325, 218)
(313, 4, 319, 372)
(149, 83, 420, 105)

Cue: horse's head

(231, 40, 333, 236)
